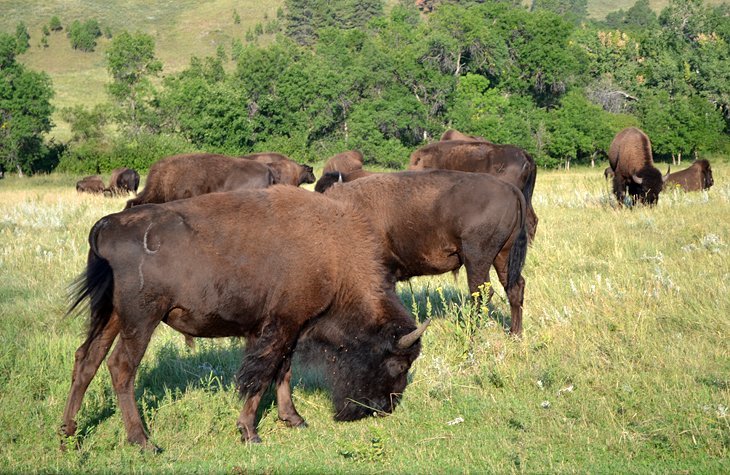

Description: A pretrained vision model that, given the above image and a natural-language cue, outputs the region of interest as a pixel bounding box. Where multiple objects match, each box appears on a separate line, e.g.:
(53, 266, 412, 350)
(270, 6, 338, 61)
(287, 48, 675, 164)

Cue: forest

(1, 0, 729, 175)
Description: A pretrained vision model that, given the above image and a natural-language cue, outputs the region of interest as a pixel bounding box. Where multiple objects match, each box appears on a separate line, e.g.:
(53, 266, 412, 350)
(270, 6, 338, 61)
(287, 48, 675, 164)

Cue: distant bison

(314, 169, 379, 193)
(440, 129, 486, 142)
(608, 127, 668, 206)
(125, 153, 275, 209)
(76, 175, 106, 194)
(664, 159, 713, 192)
(322, 170, 528, 335)
(106, 167, 140, 196)
(62, 187, 427, 448)
(409, 140, 538, 242)
(241, 152, 316, 186)
(322, 150, 365, 175)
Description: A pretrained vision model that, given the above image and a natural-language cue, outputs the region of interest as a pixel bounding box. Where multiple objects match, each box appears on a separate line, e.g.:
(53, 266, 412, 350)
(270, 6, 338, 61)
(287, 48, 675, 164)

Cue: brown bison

(322, 150, 365, 175)
(321, 170, 528, 335)
(664, 159, 713, 192)
(241, 152, 316, 186)
(440, 129, 486, 142)
(106, 167, 140, 196)
(608, 127, 669, 206)
(409, 140, 538, 242)
(62, 186, 427, 448)
(75, 175, 106, 194)
(125, 153, 275, 209)
(314, 169, 379, 193)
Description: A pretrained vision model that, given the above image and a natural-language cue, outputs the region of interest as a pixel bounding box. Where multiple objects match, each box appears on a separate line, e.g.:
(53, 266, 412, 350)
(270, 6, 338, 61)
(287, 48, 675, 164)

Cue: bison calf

(241, 152, 316, 186)
(322, 150, 365, 175)
(62, 187, 426, 448)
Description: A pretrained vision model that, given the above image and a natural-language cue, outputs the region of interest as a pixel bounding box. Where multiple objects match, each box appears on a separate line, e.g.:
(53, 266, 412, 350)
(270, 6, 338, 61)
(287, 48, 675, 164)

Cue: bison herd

(62, 127, 714, 450)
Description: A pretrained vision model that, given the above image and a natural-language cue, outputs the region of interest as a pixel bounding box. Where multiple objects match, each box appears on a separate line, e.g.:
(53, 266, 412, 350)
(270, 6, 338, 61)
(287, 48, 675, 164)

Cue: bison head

(329, 319, 429, 421)
(299, 164, 316, 185)
(314, 172, 343, 193)
(698, 160, 714, 189)
(631, 166, 669, 206)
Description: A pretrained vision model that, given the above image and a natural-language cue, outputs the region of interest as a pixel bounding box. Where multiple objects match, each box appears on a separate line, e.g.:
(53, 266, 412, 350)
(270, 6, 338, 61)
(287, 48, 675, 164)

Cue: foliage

(14, 22, 30, 54)
(105, 31, 162, 136)
(49, 15, 62, 32)
(67, 19, 102, 52)
(0, 33, 54, 175)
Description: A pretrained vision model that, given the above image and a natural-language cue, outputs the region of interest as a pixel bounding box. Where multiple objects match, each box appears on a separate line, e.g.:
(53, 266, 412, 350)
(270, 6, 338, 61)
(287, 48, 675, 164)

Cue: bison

(320, 170, 528, 335)
(322, 150, 365, 175)
(440, 129, 486, 142)
(409, 140, 538, 242)
(604, 167, 615, 180)
(106, 167, 140, 196)
(664, 159, 713, 192)
(61, 186, 428, 449)
(125, 153, 275, 209)
(314, 169, 379, 193)
(608, 127, 669, 206)
(241, 152, 316, 186)
(75, 175, 106, 194)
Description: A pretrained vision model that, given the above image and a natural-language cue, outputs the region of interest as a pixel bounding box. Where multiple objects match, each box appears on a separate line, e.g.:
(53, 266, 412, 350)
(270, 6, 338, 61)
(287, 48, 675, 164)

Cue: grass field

(1, 163, 728, 473)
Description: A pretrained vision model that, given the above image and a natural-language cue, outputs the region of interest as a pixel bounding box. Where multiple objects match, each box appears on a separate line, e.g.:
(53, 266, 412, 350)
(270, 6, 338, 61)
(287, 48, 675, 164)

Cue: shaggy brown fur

(322, 150, 365, 175)
(440, 129, 487, 142)
(241, 152, 316, 186)
(63, 187, 426, 448)
(409, 140, 538, 242)
(608, 127, 668, 206)
(125, 153, 275, 208)
(664, 159, 714, 192)
(323, 170, 528, 335)
(76, 175, 106, 194)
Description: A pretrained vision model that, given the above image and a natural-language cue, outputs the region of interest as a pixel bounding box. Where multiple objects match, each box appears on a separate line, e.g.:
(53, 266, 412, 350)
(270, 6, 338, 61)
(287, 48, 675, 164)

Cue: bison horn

(396, 319, 431, 349)
(631, 174, 643, 185)
(337, 172, 343, 183)
(663, 166, 671, 182)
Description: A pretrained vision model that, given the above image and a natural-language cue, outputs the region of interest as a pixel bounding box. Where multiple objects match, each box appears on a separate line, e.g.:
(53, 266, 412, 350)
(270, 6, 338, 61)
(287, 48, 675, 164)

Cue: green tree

(60, 104, 109, 142)
(15, 22, 30, 54)
(0, 34, 54, 175)
(106, 31, 162, 135)
(67, 19, 102, 52)
(531, 0, 587, 23)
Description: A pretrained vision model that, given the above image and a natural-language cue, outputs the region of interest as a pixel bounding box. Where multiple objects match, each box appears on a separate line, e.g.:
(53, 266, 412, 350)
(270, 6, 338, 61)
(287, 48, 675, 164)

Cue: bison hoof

(242, 434, 262, 444)
(286, 419, 308, 429)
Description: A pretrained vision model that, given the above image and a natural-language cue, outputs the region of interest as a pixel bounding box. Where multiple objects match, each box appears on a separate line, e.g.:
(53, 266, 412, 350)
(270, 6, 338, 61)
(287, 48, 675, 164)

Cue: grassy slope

(0, 164, 728, 473)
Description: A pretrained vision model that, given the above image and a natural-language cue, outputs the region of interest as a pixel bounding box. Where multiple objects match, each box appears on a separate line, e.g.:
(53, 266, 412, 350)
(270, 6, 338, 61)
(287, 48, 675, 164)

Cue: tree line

(2, 0, 729, 175)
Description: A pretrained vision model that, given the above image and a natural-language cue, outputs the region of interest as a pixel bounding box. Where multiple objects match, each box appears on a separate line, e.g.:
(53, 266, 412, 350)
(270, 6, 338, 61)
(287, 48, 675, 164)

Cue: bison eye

(385, 359, 408, 377)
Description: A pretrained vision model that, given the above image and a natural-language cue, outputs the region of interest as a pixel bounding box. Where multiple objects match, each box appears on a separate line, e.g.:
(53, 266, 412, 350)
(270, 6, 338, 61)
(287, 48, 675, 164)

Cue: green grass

(1, 164, 729, 473)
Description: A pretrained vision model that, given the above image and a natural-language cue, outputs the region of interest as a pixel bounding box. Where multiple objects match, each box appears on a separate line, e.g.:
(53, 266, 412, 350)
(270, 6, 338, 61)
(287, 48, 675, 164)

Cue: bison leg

(275, 361, 307, 428)
(107, 320, 158, 450)
(60, 312, 121, 444)
(494, 250, 525, 336)
(612, 175, 627, 206)
(236, 328, 298, 443)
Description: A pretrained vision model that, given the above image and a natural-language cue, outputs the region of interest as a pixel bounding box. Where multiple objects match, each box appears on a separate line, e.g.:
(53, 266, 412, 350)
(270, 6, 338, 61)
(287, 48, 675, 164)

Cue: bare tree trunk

(678, 152, 682, 164)
(16, 164, 24, 177)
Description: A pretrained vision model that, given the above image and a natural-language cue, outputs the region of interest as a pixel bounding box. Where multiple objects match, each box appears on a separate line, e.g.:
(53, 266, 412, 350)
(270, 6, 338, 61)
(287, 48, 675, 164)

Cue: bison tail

(506, 214, 528, 293)
(521, 154, 537, 207)
(67, 219, 115, 347)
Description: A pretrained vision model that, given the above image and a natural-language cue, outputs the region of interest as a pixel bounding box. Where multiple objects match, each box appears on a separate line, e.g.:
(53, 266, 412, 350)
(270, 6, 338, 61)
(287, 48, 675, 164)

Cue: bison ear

(631, 174, 643, 185)
(396, 319, 430, 349)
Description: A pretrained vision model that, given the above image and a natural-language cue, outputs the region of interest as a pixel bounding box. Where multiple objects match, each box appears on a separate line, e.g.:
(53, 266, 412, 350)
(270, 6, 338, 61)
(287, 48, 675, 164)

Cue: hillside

(2, 0, 728, 140)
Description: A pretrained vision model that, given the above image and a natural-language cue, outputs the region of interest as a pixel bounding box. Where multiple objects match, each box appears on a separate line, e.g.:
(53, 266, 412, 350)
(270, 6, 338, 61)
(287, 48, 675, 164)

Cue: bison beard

(61, 187, 426, 449)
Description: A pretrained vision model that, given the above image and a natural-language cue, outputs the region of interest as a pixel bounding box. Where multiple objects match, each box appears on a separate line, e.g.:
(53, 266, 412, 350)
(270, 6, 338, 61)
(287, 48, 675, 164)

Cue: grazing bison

(321, 170, 528, 335)
(106, 167, 140, 196)
(125, 153, 275, 209)
(322, 150, 365, 175)
(664, 159, 713, 192)
(608, 127, 669, 206)
(440, 129, 486, 142)
(75, 175, 106, 194)
(242, 152, 316, 186)
(409, 140, 538, 242)
(314, 169, 379, 193)
(62, 187, 427, 448)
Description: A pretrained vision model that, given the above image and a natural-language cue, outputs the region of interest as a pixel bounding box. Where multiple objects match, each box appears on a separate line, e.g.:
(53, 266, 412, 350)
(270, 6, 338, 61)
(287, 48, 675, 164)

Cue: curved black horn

(396, 319, 430, 349)
(663, 165, 671, 182)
